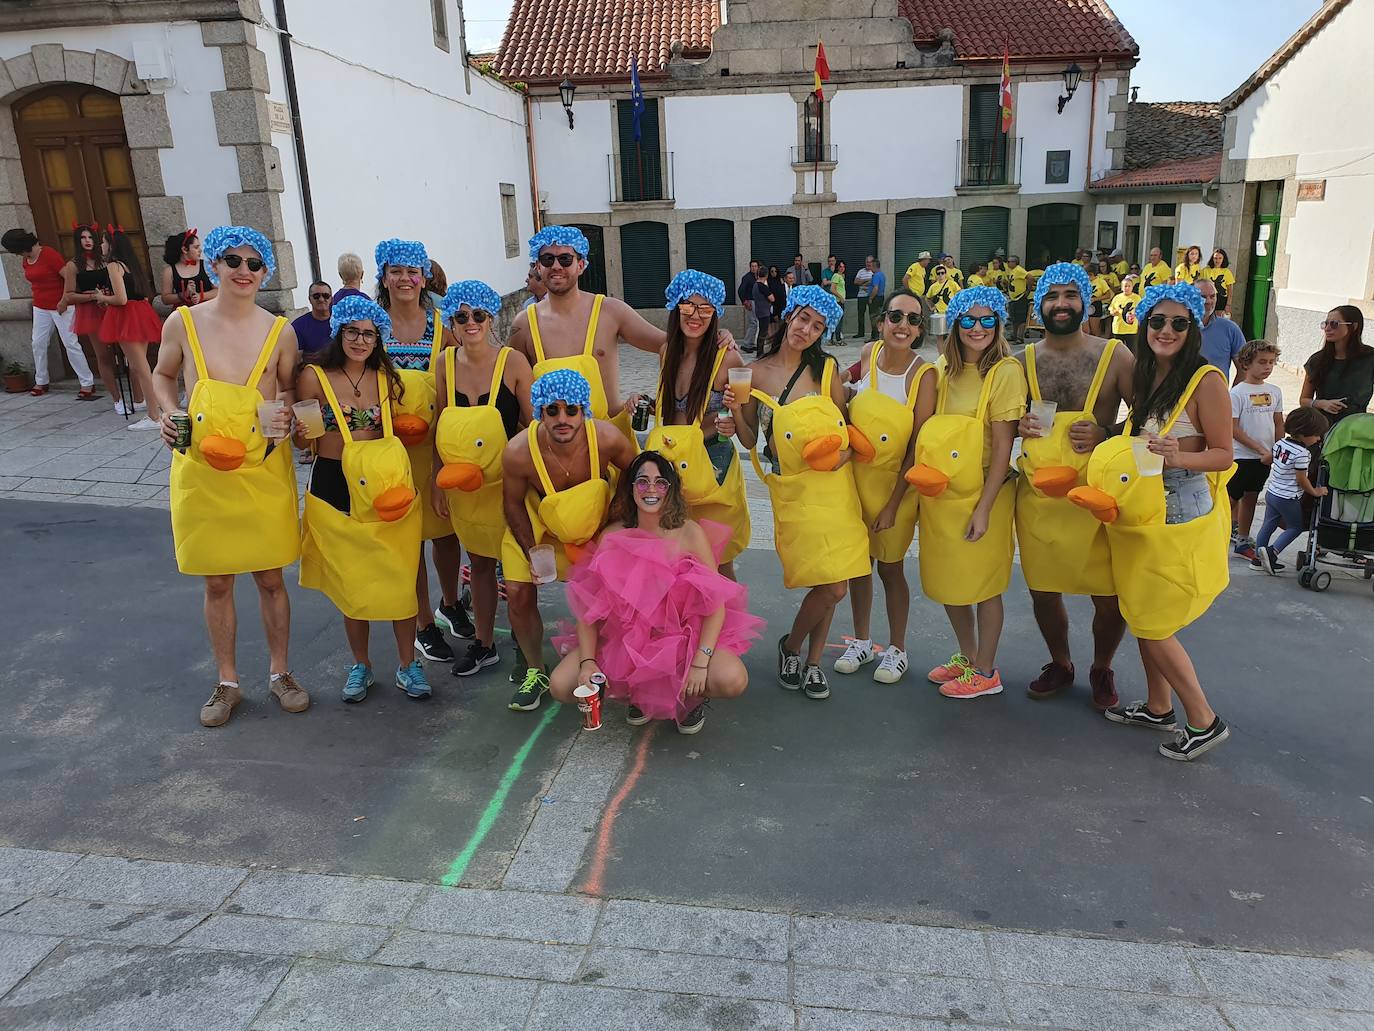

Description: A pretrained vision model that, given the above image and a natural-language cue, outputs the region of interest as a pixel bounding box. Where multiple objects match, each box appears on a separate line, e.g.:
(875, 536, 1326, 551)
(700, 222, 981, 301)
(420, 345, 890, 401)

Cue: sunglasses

(220, 253, 265, 272)
(1146, 315, 1192, 333)
(633, 476, 671, 493)
(340, 327, 379, 344)
(452, 310, 489, 325)
(309, 293, 330, 301)
(1321, 320, 1353, 329)
(676, 302, 716, 319)
(883, 310, 923, 326)
(958, 315, 999, 330)
(541, 402, 582, 418)
(538, 253, 577, 268)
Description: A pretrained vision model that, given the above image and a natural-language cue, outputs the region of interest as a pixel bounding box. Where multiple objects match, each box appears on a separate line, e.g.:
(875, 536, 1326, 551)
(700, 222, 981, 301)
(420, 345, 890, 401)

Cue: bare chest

(1033, 345, 1104, 411)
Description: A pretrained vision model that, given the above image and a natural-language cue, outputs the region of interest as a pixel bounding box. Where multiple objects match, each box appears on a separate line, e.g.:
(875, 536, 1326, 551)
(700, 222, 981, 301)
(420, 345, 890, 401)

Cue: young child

(1228, 340, 1285, 561)
(1252, 406, 1329, 575)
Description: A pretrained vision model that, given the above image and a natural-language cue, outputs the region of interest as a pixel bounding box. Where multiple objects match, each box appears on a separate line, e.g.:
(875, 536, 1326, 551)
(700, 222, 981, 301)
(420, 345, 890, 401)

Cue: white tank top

(858, 351, 917, 403)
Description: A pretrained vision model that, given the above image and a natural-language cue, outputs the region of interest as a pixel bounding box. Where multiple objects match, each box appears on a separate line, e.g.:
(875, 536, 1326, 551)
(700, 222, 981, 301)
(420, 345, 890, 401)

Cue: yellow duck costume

(1069, 365, 1234, 640)
(500, 369, 613, 583)
(169, 306, 300, 576)
(907, 356, 1022, 606)
(299, 366, 421, 621)
(435, 346, 513, 559)
(392, 362, 449, 541)
(846, 342, 937, 563)
(1015, 338, 1120, 596)
(749, 357, 871, 589)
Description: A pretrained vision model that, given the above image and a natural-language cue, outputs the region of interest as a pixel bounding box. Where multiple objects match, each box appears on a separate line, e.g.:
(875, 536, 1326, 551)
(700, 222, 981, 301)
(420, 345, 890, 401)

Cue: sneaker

(133, 400, 147, 411)
(1104, 700, 1177, 731)
(872, 647, 908, 684)
(342, 662, 373, 703)
(777, 635, 802, 691)
(199, 682, 242, 727)
(269, 671, 310, 713)
(1027, 661, 1074, 700)
(1258, 547, 1278, 576)
(415, 623, 454, 662)
(508, 646, 529, 683)
(452, 640, 499, 677)
(434, 602, 475, 641)
(1233, 542, 1257, 562)
(940, 668, 1004, 699)
(1160, 717, 1230, 761)
(126, 416, 160, 431)
(1088, 667, 1119, 711)
(509, 668, 549, 711)
(626, 704, 651, 726)
(677, 703, 706, 734)
(927, 652, 972, 684)
(396, 660, 432, 699)
(114, 399, 128, 416)
(803, 664, 830, 700)
(1229, 525, 1239, 546)
(834, 639, 875, 674)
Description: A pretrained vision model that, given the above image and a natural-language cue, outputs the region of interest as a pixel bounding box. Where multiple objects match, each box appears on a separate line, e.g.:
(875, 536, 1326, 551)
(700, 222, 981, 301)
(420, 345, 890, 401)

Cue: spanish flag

(999, 42, 1013, 132)
(814, 40, 830, 100)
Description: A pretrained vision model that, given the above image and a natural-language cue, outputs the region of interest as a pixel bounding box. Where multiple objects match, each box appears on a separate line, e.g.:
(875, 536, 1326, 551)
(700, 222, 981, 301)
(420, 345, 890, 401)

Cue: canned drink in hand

(574, 672, 605, 730)
(631, 396, 652, 432)
(170, 410, 191, 452)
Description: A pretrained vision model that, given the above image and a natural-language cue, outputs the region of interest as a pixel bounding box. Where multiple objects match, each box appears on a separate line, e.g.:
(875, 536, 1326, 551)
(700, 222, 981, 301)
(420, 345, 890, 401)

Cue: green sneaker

(509, 668, 549, 711)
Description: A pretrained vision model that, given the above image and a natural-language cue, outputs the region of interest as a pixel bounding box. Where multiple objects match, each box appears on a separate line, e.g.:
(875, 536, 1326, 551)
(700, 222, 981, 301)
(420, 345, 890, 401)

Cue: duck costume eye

(475, 438, 484, 448)
(679, 461, 688, 470)
(359, 477, 368, 487)
(194, 412, 204, 423)
(784, 431, 793, 440)
(880, 434, 890, 443)
(950, 449, 960, 460)
(1119, 473, 1130, 484)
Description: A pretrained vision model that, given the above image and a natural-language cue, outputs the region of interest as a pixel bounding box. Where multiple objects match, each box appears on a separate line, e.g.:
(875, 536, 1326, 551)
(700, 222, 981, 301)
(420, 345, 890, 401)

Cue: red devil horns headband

(105, 223, 124, 235)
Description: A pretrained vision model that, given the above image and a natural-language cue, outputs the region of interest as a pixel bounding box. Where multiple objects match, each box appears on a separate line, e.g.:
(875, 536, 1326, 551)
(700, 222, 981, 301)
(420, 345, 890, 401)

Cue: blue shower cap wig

(441, 280, 501, 322)
(665, 269, 725, 318)
(1032, 261, 1093, 321)
(329, 294, 392, 341)
(203, 225, 275, 287)
(530, 369, 592, 417)
(945, 285, 1008, 326)
(781, 284, 844, 336)
(374, 239, 432, 281)
(528, 225, 590, 262)
(1136, 282, 1205, 327)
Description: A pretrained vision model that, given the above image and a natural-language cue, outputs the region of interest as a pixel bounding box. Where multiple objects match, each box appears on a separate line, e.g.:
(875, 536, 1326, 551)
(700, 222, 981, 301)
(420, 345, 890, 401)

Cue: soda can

(574, 673, 605, 731)
(170, 410, 191, 452)
(631, 396, 652, 432)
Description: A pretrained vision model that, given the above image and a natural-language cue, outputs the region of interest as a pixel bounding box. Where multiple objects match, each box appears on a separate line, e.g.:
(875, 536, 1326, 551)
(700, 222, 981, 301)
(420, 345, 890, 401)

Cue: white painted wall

(532, 98, 613, 215)
(1177, 202, 1218, 257)
(1229, 0, 1374, 309)
(667, 93, 797, 208)
(1016, 76, 1118, 193)
(831, 85, 961, 199)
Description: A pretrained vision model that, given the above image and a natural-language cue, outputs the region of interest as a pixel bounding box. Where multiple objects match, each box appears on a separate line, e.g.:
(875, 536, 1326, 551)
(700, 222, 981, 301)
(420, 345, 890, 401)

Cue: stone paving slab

(1189, 948, 1374, 1010)
(986, 930, 1204, 995)
(798, 1010, 1018, 1031)
(405, 885, 601, 944)
(0, 930, 57, 998)
(596, 897, 791, 961)
(373, 928, 586, 982)
(224, 870, 426, 926)
(1221, 1002, 1374, 1031)
(793, 965, 1009, 1023)
(0, 896, 206, 946)
(580, 944, 792, 1001)
(1004, 983, 1232, 1031)
(0, 847, 83, 895)
(52, 855, 248, 910)
(179, 913, 392, 962)
(524, 982, 796, 1031)
(794, 914, 990, 978)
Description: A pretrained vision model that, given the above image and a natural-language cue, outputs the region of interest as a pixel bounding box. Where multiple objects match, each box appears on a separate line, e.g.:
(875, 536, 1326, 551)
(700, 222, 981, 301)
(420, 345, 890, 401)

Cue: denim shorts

(1163, 467, 1213, 525)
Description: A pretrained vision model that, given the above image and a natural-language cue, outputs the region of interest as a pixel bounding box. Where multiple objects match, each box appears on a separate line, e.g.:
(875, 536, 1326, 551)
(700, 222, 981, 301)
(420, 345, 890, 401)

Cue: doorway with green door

(1243, 180, 1283, 340)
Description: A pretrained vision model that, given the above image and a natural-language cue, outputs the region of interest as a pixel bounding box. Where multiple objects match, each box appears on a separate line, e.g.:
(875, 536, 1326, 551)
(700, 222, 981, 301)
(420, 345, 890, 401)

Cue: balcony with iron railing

(791, 144, 838, 167)
(956, 136, 1023, 192)
(607, 151, 675, 205)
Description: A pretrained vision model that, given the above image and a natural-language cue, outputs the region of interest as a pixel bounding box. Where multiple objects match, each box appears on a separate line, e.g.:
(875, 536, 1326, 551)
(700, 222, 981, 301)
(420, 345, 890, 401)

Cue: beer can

(631, 396, 652, 432)
(170, 410, 191, 452)
(574, 673, 605, 731)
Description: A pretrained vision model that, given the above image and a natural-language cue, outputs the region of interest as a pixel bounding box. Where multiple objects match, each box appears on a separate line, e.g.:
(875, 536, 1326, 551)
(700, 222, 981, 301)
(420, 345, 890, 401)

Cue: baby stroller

(1296, 412, 1374, 593)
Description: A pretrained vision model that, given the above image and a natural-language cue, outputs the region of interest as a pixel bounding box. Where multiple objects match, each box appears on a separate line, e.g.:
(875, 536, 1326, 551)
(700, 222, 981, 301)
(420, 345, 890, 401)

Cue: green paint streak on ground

(441, 704, 561, 887)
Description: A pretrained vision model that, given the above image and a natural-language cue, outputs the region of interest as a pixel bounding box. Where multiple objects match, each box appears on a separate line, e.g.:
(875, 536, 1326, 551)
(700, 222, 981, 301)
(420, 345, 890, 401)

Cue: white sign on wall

(268, 101, 292, 135)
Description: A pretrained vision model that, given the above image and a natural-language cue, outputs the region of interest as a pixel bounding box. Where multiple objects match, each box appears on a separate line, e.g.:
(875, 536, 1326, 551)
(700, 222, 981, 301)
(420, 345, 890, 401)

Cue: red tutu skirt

(553, 520, 763, 722)
(100, 299, 162, 344)
(71, 301, 104, 338)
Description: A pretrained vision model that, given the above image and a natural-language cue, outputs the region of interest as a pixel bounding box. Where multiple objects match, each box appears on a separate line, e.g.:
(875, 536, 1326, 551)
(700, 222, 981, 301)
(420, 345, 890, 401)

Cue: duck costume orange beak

(1068, 485, 1119, 523)
(802, 434, 843, 471)
(199, 435, 246, 472)
(392, 414, 430, 447)
(436, 462, 483, 492)
(905, 463, 949, 497)
(847, 426, 876, 463)
(1032, 466, 1080, 498)
(373, 485, 416, 522)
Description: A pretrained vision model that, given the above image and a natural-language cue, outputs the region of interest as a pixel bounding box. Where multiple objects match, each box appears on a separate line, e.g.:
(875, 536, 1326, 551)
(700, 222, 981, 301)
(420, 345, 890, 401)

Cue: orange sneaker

(927, 652, 972, 684)
(940, 668, 1004, 699)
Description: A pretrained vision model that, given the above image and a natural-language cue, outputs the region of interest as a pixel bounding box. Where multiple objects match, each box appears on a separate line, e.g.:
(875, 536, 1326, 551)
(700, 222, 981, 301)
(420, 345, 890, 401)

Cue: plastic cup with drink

(293, 399, 326, 439)
(529, 544, 558, 585)
(726, 366, 753, 404)
(1131, 436, 1164, 476)
(1028, 400, 1058, 437)
(257, 398, 289, 440)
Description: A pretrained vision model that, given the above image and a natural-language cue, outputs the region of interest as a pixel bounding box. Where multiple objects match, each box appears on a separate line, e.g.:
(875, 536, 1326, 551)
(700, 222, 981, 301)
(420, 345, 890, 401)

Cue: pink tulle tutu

(555, 520, 763, 722)
(100, 299, 162, 344)
(71, 301, 103, 338)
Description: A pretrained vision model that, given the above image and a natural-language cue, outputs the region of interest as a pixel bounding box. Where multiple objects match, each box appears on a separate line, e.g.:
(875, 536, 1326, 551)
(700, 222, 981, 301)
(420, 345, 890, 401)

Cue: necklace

(342, 365, 366, 398)
(541, 426, 579, 483)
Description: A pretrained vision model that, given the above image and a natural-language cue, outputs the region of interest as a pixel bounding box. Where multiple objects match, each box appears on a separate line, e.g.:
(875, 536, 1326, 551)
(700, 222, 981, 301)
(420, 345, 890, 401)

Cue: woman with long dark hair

(96, 227, 164, 430)
(62, 223, 122, 407)
(546, 450, 760, 734)
(160, 229, 216, 308)
(1301, 305, 1373, 425)
(1174, 245, 1204, 285)
(1202, 248, 1233, 315)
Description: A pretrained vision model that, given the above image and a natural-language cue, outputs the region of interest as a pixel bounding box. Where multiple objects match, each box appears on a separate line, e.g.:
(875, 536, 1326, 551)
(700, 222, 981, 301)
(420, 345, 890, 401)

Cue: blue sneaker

(396, 660, 432, 700)
(342, 662, 373, 703)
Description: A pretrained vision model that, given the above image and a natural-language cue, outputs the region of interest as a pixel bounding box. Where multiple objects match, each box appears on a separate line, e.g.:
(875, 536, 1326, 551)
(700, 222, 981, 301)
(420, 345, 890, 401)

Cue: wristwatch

(698, 646, 714, 658)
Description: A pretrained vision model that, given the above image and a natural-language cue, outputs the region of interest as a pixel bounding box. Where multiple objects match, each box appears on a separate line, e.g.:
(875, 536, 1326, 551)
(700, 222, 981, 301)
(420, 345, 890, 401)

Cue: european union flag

(630, 56, 644, 142)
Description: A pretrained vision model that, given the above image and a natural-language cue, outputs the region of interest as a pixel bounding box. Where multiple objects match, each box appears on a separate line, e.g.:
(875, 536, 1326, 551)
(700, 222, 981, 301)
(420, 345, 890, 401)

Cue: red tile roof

(898, 0, 1137, 61)
(491, 0, 719, 83)
(1092, 154, 1221, 190)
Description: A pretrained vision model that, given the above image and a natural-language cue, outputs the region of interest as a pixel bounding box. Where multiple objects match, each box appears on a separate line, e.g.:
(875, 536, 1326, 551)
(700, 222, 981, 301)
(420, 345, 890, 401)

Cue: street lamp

(559, 78, 576, 129)
(1056, 63, 1083, 114)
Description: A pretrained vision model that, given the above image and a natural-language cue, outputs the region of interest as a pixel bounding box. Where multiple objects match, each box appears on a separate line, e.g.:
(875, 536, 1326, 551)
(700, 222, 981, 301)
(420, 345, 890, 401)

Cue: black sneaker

(803, 664, 830, 700)
(1104, 700, 1178, 731)
(676, 703, 706, 735)
(452, 640, 499, 677)
(508, 645, 530, 683)
(626, 704, 651, 726)
(509, 668, 548, 711)
(435, 602, 475, 640)
(415, 623, 454, 662)
(777, 635, 802, 691)
(1159, 716, 1230, 761)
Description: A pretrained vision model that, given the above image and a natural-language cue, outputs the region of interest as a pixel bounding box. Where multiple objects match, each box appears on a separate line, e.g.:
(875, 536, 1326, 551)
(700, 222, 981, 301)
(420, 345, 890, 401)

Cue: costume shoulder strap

(584, 294, 605, 355)
(906, 360, 936, 410)
(527, 304, 547, 364)
(427, 309, 443, 367)
(1081, 338, 1118, 414)
(821, 355, 835, 399)
(312, 365, 353, 446)
(527, 425, 556, 495)
(488, 347, 512, 405)
(934, 355, 950, 416)
(1160, 364, 1222, 437)
(587, 417, 601, 476)
(179, 306, 208, 382)
(444, 347, 456, 407)
(866, 341, 883, 394)
(975, 357, 1017, 424)
(247, 316, 287, 390)
(1024, 343, 1040, 402)
(378, 368, 395, 438)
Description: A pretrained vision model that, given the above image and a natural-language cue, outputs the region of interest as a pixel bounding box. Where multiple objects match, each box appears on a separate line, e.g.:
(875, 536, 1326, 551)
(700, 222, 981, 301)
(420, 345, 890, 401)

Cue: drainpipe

(1083, 58, 1102, 193)
(524, 91, 543, 232)
(273, 0, 322, 284)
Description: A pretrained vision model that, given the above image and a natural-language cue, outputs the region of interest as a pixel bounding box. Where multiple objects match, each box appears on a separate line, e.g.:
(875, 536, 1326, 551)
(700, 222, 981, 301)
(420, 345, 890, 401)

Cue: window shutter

(894, 209, 944, 281)
(685, 219, 736, 304)
(619, 221, 670, 308)
(616, 99, 662, 202)
(969, 84, 1000, 142)
(569, 224, 606, 296)
(958, 206, 1010, 270)
(828, 212, 878, 294)
(749, 215, 800, 273)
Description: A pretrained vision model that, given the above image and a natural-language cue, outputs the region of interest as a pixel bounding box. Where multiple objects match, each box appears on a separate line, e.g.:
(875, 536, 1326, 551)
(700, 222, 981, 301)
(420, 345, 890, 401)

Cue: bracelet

(690, 663, 708, 670)
(579, 658, 598, 667)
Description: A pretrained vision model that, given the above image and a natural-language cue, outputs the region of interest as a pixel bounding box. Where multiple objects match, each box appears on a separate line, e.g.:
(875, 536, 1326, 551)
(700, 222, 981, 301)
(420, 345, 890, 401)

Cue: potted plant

(3, 361, 31, 393)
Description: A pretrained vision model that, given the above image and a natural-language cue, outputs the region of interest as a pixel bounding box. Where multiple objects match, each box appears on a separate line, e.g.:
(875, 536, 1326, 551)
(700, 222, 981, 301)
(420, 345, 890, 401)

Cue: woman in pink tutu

(548, 451, 762, 734)
(95, 227, 164, 431)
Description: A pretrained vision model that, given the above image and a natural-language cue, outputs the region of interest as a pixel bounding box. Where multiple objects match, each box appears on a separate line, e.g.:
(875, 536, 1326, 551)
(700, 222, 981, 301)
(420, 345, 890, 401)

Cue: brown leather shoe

(1089, 666, 1120, 711)
(200, 682, 243, 727)
(269, 671, 310, 713)
(1026, 661, 1074, 700)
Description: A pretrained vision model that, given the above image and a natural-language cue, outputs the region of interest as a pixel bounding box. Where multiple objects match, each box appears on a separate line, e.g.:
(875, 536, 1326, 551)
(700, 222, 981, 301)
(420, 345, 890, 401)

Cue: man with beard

(1014, 262, 1135, 710)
